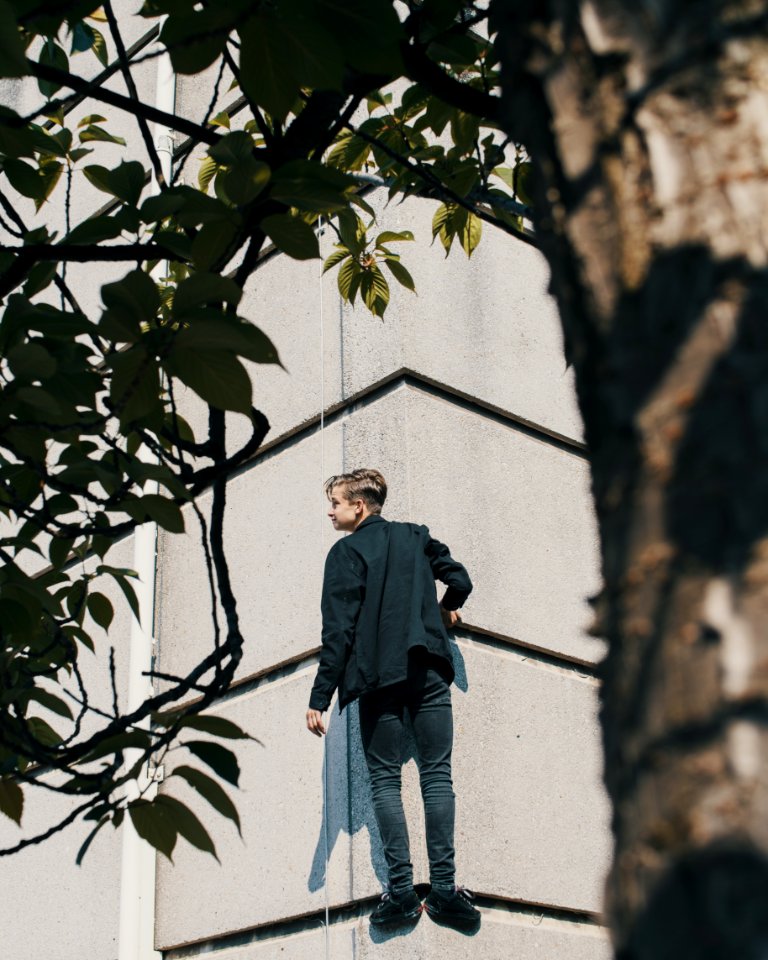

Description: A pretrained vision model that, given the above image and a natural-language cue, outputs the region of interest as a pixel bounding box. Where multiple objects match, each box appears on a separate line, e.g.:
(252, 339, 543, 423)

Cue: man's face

(327, 486, 362, 532)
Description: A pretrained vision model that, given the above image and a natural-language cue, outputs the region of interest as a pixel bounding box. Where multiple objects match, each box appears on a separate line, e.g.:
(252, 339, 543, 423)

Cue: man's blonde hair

(325, 468, 387, 514)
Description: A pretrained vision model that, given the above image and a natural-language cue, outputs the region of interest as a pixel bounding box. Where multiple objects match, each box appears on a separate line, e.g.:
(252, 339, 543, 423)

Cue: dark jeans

(359, 657, 456, 895)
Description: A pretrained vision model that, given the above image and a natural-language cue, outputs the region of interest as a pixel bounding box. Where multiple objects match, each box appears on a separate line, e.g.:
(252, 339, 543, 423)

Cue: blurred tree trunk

(495, 1, 768, 956)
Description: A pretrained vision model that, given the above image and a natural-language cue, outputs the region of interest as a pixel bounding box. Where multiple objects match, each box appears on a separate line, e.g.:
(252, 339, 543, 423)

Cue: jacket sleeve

(308, 541, 365, 711)
(424, 528, 473, 611)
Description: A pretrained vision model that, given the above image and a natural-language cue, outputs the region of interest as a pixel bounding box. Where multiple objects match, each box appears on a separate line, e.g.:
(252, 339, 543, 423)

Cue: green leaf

(375, 230, 414, 245)
(180, 715, 251, 739)
(197, 156, 219, 193)
(337, 208, 366, 256)
(24, 261, 57, 297)
(78, 114, 108, 127)
(361, 265, 390, 318)
(79, 125, 127, 146)
(87, 592, 114, 630)
(514, 161, 535, 206)
(172, 765, 241, 835)
(65, 214, 125, 245)
(160, 8, 229, 74)
(37, 40, 69, 98)
(90, 26, 109, 67)
(102, 269, 160, 328)
(71, 20, 95, 53)
(0, 3, 29, 78)
(109, 346, 161, 426)
(384, 258, 416, 292)
(326, 130, 371, 171)
(337, 257, 362, 302)
(218, 161, 270, 206)
(174, 316, 281, 365)
(190, 221, 239, 271)
(83, 161, 146, 206)
(208, 111, 230, 129)
(129, 799, 177, 861)
(172, 272, 242, 316)
(186, 741, 240, 786)
(270, 160, 355, 213)
(3, 158, 62, 204)
(238, 10, 343, 120)
(459, 211, 482, 257)
(27, 716, 63, 747)
(167, 347, 252, 416)
(157, 795, 218, 859)
(123, 494, 185, 533)
(6, 343, 57, 380)
(0, 778, 23, 825)
(261, 214, 319, 260)
(314, 0, 403, 73)
(322, 248, 350, 274)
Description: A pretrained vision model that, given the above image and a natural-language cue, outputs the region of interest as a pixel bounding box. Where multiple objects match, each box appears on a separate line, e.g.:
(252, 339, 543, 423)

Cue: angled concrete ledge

(164, 897, 610, 960)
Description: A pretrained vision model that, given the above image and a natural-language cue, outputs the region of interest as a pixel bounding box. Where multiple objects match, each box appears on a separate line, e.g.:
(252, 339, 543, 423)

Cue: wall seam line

(160, 893, 607, 957)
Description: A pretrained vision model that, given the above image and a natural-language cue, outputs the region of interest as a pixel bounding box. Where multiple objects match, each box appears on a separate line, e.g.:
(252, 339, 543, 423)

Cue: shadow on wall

(307, 641, 469, 898)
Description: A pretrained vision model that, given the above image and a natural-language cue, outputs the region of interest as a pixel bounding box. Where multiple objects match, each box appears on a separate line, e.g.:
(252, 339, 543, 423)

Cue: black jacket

(308, 515, 472, 711)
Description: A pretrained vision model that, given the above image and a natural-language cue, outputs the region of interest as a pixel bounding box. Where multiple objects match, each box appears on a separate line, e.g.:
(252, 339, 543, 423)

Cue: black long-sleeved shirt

(308, 515, 472, 712)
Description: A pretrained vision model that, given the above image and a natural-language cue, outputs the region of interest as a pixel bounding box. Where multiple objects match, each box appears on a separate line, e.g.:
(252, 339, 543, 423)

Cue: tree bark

(496, 1, 768, 956)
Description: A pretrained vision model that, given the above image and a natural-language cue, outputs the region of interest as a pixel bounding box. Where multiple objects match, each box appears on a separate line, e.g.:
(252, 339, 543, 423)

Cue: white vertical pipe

(117, 27, 176, 960)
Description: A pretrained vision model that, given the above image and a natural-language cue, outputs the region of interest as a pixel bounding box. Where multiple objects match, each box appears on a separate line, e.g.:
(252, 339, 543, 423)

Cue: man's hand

(440, 605, 462, 629)
(306, 708, 326, 737)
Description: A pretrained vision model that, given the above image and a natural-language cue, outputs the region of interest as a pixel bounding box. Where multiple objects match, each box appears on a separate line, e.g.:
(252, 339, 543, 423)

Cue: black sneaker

(424, 886, 481, 929)
(370, 888, 423, 926)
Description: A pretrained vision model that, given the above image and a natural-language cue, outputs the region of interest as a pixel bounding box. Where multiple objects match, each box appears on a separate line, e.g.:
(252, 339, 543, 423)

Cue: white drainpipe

(117, 28, 176, 960)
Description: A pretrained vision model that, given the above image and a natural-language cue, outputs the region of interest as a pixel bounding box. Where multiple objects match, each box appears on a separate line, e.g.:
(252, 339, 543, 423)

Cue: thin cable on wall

(318, 214, 331, 960)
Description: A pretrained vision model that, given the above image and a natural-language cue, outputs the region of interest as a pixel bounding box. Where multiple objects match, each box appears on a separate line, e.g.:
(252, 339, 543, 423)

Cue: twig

(104, 0, 166, 187)
(25, 60, 221, 146)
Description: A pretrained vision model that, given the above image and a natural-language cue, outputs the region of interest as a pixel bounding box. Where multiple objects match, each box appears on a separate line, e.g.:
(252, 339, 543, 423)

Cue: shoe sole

(424, 904, 480, 929)
(370, 905, 423, 926)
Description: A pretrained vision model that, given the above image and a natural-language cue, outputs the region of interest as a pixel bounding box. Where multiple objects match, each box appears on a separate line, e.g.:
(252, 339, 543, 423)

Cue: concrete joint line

(453, 625, 600, 682)
(226, 367, 587, 491)
(162, 892, 605, 958)
(178, 621, 599, 716)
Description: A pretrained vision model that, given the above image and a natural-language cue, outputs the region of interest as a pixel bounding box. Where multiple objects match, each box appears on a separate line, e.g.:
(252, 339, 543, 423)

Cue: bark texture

(496, 1, 768, 956)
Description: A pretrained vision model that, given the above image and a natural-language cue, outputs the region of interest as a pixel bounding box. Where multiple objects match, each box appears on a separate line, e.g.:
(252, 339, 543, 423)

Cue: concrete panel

(343, 384, 604, 665)
(156, 640, 609, 951)
(345, 639, 609, 914)
(360, 907, 611, 960)
(172, 194, 581, 458)
(0, 779, 123, 960)
(164, 908, 610, 960)
(154, 664, 360, 949)
(158, 379, 601, 692)
(334, 192, 583, 444)
(155, 421, 344, 689)
(450, 640, 610, 914)
(171, 238, 345, 462)
(0, 536, 138, 960)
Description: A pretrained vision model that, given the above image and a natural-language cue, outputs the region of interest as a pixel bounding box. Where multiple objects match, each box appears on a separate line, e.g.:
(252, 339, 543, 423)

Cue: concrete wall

(151, 90, 612, 953)
(0, 17, 612, 959)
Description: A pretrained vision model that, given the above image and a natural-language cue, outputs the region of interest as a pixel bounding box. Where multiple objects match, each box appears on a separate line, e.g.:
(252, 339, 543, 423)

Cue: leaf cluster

(0, 0, 531, 859)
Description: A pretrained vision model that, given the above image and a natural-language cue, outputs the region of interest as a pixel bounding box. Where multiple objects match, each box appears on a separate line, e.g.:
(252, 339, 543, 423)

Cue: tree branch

(348, 121, 536, 247)
(103, 0, 166, 188)
(400, 42, 502, 123)
(24, 60, 220, 146)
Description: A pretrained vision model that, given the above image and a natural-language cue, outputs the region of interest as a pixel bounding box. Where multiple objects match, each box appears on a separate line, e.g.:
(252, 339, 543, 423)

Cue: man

(306, 468, 479, 929)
